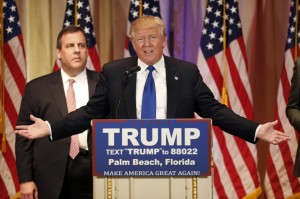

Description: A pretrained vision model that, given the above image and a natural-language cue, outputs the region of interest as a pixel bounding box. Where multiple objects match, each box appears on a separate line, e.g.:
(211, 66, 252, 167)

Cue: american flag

(124, 0, 169, 57)
(264, 0, 300, 198)
(0, 0, 26, 198)
(53, 0, 101, 72)
(197, 0, 261, 198)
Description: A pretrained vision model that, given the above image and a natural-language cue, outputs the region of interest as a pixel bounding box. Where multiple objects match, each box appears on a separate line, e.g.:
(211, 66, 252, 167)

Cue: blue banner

(92, 119, 211, 177)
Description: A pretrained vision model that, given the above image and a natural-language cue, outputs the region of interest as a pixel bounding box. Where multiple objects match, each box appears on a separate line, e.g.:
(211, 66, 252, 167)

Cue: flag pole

(221, 0, 228, 106)
(139, 0, 143, 17)
(295, 0, 299, 61)
(74, 0, 78, 26)
(0, 0, 6, 153)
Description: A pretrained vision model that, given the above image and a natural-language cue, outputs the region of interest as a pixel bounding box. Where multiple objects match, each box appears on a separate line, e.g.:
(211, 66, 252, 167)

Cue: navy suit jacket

(51, 56, 259, 144)
(15, 69, 99, 199)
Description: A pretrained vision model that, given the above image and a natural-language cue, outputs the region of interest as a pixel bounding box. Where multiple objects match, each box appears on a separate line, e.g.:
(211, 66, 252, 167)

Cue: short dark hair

(56, 25, 88, 49)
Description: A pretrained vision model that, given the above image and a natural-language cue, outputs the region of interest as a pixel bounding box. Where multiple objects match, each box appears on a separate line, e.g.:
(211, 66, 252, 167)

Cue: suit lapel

(165, 57, 180, 118)
(86, 69, 98, 97)
(124, 59, 138, 119)
(50, 71, 68, 117)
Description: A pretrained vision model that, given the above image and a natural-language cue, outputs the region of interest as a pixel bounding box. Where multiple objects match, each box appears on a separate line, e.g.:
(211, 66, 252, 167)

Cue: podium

(92, 119, 213, 199)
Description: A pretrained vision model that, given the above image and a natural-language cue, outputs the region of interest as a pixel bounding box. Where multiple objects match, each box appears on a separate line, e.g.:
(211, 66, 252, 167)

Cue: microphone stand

(115, 75, 129, 119)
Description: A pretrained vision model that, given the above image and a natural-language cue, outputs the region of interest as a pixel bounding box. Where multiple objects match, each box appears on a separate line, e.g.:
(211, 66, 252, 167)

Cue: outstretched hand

(15, 115, 51, 139)
(257, 120, 290, 145)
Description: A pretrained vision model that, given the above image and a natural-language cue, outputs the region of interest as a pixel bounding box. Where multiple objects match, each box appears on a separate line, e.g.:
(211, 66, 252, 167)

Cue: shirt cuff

(254, 124, 261, 142)
(45, 121, 53, 140)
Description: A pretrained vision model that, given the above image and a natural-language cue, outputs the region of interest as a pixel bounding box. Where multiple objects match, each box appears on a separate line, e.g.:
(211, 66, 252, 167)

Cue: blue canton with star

(200, 0, 243, 59)
(63, 0, 96, 48)
(3, 0, 22, 42)
(285, 0, 300, 50)
(128, 0, 161, 22)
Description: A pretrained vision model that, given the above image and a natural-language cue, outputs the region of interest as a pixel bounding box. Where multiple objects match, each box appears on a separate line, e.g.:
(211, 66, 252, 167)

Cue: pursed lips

(72, 57, 81, 61)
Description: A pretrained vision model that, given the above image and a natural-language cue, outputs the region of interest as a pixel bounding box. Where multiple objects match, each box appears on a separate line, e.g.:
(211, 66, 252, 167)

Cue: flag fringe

(1, 132, 6, 152)
(242, 186, 262, 199)
(221, 86, 228, 106)
(11, 192, 20, 199)
(287, 192, 300, 199)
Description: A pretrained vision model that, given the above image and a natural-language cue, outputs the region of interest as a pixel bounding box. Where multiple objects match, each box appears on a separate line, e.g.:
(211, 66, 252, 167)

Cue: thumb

(30, 114, 37, 122)
(269, 120, 278, 127)
(35, 189, 38, 199)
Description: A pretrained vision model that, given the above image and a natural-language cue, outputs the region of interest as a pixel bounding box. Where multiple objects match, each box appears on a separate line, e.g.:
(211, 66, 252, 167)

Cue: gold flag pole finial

(221, 0, 228, 106)
(0, 0, 6, 153)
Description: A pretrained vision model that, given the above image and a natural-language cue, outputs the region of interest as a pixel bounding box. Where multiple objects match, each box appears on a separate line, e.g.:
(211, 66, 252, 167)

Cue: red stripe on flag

(226, 44, 253, 118)
(18, 35, 26, 58)
(233, 136, 259, 186)
(53, 62, 60, 72)
(4, 87, 18, 127)
(0, 137, 20, 193)
(88, 47, 101, 71)
(213, 127, 246, 198)
(237, 37, 248, 70)
(125, 36, 130, 50)
(213, 164, 227, 198)
(280, 64, 291, 103)
(266, 140, 284, 198)
(0, 176, 9, 199)
(4, 42, 26, 94)
(206, 57, 223, 93)
(275, 110, 300, 194)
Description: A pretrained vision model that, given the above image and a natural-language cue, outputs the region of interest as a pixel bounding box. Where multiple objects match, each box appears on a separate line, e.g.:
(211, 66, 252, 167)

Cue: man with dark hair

(15, 25, 99, 199)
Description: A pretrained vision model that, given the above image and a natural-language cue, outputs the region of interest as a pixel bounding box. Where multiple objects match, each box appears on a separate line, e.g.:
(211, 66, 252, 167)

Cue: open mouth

(143, 50, 153, 55)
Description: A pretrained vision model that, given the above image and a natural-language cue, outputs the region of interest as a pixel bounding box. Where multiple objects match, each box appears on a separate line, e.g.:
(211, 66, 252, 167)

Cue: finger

(34, 189, 38, 199)
(277, 133, 290, 140)
(30, 114, 37, 122)
(15, 125, 29, 130)
(268, 120, 278, 129)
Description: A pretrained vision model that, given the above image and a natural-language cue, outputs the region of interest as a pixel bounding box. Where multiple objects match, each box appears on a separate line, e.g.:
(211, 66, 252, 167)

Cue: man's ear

(56, 49, 61, 59)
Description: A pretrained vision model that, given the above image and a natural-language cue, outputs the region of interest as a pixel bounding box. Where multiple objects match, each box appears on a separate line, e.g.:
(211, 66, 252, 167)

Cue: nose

(74, 45, 80, 53)
(143, 37, 151, 46)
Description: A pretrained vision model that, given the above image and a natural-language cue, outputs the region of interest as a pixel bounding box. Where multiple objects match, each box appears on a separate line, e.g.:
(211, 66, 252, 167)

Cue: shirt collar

(61, 68, 87, 84)
(137, 56, 165, 74)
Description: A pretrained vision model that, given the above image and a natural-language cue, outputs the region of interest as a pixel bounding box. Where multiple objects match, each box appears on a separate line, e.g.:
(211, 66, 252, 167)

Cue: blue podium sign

(92, 119, 211, 177)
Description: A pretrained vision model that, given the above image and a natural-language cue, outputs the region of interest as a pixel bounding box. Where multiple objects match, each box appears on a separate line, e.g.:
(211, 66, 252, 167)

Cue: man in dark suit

(286, 57, 300, 177)
(15, 26, 99, 199)
(15, 16, 289, 148)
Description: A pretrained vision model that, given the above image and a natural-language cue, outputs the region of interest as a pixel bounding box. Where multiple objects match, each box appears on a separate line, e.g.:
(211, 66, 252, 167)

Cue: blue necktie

(141, 65, 156, 119)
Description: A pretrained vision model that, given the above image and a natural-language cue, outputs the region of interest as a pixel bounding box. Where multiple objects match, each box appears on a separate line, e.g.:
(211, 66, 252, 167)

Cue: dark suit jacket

(51, 56, 259, 143)
(15, 69, 99, 199)
(286, 58, 300, 177)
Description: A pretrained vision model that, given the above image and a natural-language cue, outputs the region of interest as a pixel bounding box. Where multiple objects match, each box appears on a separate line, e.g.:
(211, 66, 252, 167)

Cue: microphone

(123, 66, 141, 77)
(115, 66, 141, 119)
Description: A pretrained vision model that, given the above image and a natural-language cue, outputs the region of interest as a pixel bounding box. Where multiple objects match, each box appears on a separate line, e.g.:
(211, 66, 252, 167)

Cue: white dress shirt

(136, 56, 167, 119)
(61, 69, 89, 150)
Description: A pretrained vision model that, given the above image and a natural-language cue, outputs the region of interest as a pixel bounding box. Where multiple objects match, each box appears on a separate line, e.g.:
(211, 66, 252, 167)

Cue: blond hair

(130, 16, 166, 40)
